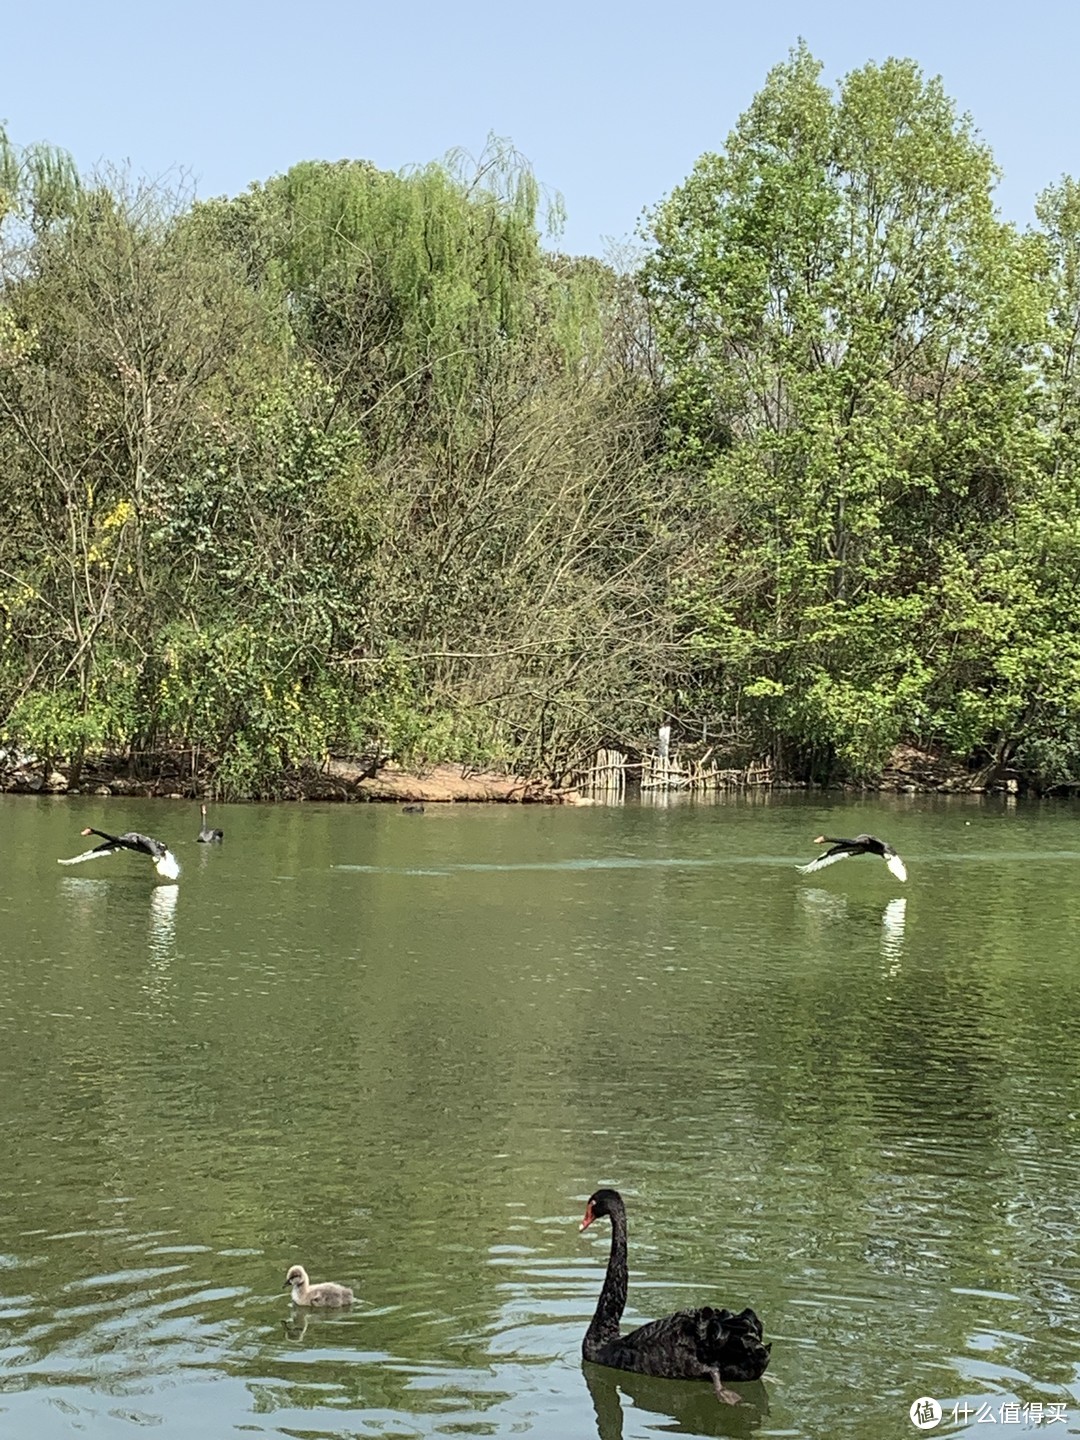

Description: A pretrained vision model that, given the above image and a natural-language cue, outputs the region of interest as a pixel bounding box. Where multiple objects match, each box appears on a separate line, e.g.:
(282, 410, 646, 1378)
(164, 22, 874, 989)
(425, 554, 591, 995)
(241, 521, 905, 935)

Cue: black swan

(797, 833, 907, 882)
(283, 1264, 353, 1307)
(197, 804, 224, 843)
(58, 827, 181, 880)
(579, 1188, 770, 1405)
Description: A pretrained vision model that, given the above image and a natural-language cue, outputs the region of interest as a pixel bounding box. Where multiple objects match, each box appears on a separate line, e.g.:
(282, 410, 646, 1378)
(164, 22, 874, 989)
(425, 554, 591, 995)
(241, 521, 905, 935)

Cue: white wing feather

(796, 851, 847, 874)
(58, 847, 116, 866)
(58, 844, 180, 880)
(154, 851, 181, 880)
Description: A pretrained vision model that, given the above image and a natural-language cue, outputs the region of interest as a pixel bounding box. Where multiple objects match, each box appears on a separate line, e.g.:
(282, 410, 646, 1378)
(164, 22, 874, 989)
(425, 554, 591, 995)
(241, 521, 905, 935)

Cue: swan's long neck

(586, 1203, 628, 1352)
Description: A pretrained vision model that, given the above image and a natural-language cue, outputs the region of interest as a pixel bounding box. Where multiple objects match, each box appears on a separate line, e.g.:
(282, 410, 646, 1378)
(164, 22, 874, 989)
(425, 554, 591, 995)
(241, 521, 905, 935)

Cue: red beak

(579, 1202, 595, 1232)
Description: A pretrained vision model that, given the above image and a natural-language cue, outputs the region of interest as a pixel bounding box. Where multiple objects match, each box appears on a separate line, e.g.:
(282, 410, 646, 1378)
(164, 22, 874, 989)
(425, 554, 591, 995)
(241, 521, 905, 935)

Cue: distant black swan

(797, 833, 907, 882)
(579, 1188, 770, 1405)
(197, 804, 224, 843)
(59, 827, 181, 880)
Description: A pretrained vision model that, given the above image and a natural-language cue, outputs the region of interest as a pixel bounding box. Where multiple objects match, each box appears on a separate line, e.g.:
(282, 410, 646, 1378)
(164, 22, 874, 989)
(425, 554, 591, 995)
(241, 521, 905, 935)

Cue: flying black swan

(59, 827, 181, 881)
(197, 804, 224, 843)
(283, 1264, 354, 1307)
(797, 833, 907, 882)
(579, 1188, 770, 1405)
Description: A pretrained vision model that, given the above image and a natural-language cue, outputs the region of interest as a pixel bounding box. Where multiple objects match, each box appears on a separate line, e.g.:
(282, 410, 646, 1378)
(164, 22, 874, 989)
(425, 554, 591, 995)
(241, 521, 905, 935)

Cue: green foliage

(193, 137, 597, 467)
(0, 122, 80, 234)
(3, 66, 1080, 795)
(0, 130, 672, 793)
(642, 43, 1073, 783)
(5, 688, 123, 761)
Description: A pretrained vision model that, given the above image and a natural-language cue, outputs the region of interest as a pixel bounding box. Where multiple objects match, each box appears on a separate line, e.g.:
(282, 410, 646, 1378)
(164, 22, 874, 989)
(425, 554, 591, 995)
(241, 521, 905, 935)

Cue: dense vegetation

(3, 44, 1080, 795)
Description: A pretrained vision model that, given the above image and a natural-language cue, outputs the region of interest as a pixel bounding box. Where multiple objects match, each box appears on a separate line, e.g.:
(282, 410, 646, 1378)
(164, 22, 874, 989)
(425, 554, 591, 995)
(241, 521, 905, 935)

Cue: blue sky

(4, 1, 1078, 258)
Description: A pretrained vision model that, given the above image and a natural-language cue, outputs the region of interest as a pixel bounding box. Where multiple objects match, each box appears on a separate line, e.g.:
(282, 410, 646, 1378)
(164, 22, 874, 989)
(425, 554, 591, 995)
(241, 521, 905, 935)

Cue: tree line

(3, 43, 1080, 795)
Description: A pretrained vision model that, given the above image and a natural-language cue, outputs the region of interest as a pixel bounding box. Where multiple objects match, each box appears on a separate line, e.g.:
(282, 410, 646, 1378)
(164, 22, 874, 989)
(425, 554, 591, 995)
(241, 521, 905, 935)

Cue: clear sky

(4, 1, 1078, 258)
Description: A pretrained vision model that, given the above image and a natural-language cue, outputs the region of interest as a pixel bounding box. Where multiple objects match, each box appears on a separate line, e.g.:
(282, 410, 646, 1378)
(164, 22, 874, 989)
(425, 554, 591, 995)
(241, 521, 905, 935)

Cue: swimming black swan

(59, 827, 181, 880)
(197, 804, 224, 843)
(283, 1264, 354, 1307)
(797, 833, 907, 882)
(579, 1188, 770, 1405)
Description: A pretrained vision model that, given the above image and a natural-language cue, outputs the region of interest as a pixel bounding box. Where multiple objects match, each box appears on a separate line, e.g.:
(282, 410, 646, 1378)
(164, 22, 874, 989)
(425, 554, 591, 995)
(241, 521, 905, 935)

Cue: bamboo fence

(579, 744, 774, 798)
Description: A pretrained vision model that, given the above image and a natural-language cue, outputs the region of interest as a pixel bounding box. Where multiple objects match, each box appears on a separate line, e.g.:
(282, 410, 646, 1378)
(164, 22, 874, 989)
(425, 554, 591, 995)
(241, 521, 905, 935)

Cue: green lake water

(0, 791, 1078, 1439)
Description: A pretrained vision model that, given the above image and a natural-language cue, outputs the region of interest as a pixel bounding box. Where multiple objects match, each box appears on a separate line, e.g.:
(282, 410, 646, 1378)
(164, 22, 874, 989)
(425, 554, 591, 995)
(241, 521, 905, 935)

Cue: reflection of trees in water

(7, 807, 1080, 1430)
(797, 886, 848, 924)
(583, 1361, 768, 1440)
(244, 1327, 516, 1420)
(58, 874, 110, 913)
(280, 1304, 356, 1344)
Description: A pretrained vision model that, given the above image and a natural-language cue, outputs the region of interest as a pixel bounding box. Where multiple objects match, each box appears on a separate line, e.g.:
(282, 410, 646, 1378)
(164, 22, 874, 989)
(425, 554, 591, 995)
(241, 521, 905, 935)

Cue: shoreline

(0, 743, 1049, 803)
(0, 754, 575, 804)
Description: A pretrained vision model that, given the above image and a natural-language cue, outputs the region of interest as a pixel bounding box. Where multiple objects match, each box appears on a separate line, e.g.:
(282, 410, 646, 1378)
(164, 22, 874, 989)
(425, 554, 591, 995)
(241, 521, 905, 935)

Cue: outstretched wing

(58, 834, 179, 879)
(153, 850, 181, 880)
(885, 853, 908, 883)
(58, 842, 117, 866)
(796, 850, 848, 874)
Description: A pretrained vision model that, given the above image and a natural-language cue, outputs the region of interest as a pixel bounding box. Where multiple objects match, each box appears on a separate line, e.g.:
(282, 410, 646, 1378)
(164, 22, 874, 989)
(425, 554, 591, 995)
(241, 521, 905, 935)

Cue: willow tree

(190, 141, 672, 782)
(0, 123, 81, 238)
(193, 139, 593, 454)
(643, 44, 1042, 778)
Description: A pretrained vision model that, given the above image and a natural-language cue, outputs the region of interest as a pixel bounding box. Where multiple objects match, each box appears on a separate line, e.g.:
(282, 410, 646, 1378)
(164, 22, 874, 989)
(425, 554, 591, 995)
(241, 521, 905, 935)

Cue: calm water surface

(0, 793, 1078, 1439)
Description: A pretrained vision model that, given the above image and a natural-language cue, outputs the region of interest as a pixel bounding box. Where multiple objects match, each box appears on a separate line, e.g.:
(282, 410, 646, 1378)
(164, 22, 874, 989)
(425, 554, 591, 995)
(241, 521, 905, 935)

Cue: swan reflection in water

(148, 881, 178, 962)
(799, 889, 907, 972)
(58, 875, 110, 927)
(142, 883, 179, 1013)
(880, 896, 907, 974)
(797, 886, 848, 924)
(58, 874, 179, 969)
(281, 1306, 356, 1343)
(584, 1362, 768, 1439)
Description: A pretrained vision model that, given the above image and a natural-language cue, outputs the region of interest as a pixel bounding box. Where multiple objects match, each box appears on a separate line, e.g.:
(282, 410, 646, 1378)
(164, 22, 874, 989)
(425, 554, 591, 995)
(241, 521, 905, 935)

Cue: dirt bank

(0, 741, 1028, 803)
(0, 752, 586, 804)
